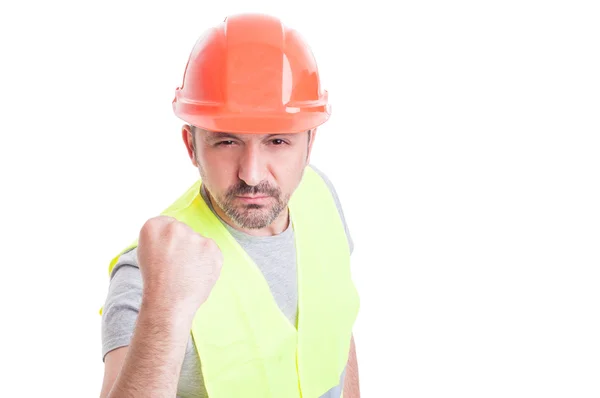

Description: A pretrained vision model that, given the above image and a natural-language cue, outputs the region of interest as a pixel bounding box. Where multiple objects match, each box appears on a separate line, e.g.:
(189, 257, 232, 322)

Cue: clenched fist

(136, 215, 223, 318)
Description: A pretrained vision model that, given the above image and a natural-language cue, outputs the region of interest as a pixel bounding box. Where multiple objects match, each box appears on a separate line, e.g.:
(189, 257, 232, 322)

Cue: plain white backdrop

(1, 0, 599, 396)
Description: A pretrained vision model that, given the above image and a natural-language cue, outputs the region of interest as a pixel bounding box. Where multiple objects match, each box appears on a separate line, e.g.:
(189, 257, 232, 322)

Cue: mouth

(235, 195, 271, 204)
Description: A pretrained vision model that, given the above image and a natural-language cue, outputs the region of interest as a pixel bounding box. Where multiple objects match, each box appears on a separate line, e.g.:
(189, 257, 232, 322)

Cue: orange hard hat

(172, 13, 330, 134)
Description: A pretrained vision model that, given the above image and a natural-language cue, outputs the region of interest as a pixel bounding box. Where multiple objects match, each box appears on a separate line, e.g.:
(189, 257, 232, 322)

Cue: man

(100, 13, 360, 398)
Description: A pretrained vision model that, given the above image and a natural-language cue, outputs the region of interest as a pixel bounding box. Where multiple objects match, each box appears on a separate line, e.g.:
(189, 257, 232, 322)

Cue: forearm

(107, 299, 193, 397)
(343, 335, 360, 398)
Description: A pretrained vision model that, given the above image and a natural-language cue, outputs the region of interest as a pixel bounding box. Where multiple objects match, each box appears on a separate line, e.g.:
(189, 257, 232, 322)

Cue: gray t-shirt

(101, 166, 354, 398)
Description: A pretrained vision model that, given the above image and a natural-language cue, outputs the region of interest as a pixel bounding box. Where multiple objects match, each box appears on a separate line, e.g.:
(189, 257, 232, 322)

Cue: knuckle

(202, 237, 218, 250)
(142, 216, 173, 231)
(139, 216, 178, 243)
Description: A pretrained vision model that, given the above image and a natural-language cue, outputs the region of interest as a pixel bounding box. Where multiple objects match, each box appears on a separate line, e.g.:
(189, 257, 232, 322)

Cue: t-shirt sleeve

(100, 248, 143, 361)
(309, 165, 354, 255)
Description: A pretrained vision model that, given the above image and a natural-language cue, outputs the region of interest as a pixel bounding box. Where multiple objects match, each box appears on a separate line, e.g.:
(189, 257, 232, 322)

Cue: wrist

(140, 294, 197, 329)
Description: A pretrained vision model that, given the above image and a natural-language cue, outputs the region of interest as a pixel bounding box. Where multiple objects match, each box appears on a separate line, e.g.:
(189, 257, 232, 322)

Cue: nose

(238, 143, 266, 186)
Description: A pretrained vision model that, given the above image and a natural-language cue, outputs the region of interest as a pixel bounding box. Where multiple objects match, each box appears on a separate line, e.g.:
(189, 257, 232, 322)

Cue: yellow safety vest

(104, 166, 360, 397)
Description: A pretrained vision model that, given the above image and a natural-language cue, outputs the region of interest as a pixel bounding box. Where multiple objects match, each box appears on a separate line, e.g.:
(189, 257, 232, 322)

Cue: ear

(306, 128, 317, 164)
(182, 125, 198, 167)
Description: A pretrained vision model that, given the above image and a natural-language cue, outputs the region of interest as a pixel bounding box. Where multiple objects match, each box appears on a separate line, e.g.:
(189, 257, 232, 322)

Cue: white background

(1, 0, 599, 396)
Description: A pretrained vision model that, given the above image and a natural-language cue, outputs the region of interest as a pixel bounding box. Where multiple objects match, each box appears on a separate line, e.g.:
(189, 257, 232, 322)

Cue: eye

(216, 140, 235, 146)
(271, 139, 286, 145)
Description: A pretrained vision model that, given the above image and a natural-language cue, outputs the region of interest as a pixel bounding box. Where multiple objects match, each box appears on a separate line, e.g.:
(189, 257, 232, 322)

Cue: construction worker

(99, 13, 360, 398)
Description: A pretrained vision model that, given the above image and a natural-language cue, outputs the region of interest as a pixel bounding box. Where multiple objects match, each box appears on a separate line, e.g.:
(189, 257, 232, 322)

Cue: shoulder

(101, 247, 142, 360)
(104, 247, 142, 314)
(307, 164, 354, 254)
(109, 247, 139, 278)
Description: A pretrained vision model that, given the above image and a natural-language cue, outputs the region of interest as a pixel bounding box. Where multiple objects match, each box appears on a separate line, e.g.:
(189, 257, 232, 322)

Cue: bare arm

(343, 334, 360, 398)
(100, 299, 194, 398)
(100, 216, 223, 397)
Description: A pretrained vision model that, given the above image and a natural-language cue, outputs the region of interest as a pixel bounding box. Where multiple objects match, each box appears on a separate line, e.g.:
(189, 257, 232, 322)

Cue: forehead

(198, 128, 299, 141)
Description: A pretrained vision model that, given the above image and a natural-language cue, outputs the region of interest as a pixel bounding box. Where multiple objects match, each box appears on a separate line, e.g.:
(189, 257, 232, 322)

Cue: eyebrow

(201, 131, 244, 143)
(209, 132, 240, 140)
(206, 132, 293, 141)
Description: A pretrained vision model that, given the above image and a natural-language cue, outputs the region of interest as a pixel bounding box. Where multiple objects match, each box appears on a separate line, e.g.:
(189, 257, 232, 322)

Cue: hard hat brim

(173, 102, 331, 134)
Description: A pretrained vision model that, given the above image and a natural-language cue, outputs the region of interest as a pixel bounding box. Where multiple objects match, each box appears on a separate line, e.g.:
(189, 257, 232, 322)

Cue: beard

(211, 179, 289, 229)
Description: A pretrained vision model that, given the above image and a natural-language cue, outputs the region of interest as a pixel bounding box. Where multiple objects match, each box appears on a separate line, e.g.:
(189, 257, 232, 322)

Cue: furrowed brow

(205, 132, 241, 141)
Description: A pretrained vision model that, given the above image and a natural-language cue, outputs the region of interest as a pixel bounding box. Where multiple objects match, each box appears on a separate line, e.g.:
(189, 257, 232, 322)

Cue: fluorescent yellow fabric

(104, 166, 359, 397)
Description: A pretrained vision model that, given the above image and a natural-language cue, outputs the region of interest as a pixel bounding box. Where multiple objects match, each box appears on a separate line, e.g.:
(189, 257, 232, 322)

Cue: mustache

(226, 180, 281, 198)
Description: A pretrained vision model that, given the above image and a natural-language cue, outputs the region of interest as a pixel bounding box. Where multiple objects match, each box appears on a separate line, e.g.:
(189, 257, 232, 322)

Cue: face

(183, 126, 316, 231)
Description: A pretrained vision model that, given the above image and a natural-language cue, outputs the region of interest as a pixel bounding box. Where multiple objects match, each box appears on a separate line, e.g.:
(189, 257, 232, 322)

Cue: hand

(136, 215, 223, 318)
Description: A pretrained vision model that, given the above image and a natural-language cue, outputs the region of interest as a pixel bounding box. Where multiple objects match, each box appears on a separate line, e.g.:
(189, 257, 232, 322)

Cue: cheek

(271, 151, 309, 193)
(199, 150, 238, 193)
